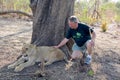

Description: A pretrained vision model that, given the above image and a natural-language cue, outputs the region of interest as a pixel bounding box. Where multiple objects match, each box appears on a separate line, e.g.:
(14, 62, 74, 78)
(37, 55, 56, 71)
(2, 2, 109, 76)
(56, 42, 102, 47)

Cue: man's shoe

(84, 55, 92, 65)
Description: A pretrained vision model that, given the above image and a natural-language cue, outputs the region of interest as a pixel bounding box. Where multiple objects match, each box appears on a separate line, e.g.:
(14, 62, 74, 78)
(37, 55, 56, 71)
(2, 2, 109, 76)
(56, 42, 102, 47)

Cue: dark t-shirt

(66, 23, 93, 47)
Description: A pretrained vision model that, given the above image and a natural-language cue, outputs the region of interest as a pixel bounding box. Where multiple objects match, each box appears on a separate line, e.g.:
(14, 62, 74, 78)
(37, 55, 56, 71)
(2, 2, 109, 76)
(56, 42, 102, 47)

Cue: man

(54, 16, 96, 65)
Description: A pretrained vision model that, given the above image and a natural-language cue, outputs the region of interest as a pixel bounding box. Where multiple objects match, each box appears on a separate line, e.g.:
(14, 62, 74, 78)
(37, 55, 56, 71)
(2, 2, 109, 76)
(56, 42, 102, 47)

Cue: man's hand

(53, 38, 69, 49)
(53, 46, 59, 48)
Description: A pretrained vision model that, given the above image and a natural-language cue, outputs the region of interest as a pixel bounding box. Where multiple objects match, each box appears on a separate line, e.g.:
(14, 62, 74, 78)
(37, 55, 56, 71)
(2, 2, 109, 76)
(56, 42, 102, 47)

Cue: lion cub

(8, 44, 65, 72)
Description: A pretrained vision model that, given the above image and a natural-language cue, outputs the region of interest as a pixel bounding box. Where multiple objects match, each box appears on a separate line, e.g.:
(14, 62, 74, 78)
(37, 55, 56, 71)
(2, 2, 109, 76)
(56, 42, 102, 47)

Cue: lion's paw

(14, 66, 24, 72)
(8, 64, 15, 69)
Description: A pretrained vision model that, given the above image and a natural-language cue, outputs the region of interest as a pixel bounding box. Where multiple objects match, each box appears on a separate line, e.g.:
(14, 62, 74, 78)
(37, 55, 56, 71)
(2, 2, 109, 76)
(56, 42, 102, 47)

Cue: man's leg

(85, 40, 94, 64)
(71, 50, 83, 60)
(86, 40, 93, 55)
(65, 50, 82, 70)
(71, 43, 83, 60)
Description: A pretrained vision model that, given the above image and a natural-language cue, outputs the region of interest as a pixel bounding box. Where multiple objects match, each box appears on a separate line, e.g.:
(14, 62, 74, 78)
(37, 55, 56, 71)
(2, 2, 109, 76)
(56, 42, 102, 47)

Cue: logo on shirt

(73, 32, 82, 38)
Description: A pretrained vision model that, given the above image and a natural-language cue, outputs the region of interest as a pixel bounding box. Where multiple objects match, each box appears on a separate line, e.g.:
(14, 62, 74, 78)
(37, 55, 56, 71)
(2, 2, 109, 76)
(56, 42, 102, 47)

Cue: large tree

(30, 0, 75, 59)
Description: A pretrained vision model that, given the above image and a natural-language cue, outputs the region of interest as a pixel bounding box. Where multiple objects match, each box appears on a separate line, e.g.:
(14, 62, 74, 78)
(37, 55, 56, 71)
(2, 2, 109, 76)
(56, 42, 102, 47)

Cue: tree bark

(29, 0, 38, 16)
(30, 0, 75, 59)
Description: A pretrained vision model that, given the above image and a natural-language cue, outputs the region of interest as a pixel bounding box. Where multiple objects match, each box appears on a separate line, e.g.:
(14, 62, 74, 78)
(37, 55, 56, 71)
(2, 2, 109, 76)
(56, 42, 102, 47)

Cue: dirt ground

(0, 17, 120, 80)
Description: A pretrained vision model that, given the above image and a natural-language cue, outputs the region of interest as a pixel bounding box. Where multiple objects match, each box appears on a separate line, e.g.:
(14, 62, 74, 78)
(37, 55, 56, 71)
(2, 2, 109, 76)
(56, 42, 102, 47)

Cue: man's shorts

(72, 40, 91, 53)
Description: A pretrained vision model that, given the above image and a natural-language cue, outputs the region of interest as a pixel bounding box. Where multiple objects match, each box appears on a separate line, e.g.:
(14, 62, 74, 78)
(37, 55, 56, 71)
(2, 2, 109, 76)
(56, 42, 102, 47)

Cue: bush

(101, 21, 107, 32)
(0, 0, 31, 13)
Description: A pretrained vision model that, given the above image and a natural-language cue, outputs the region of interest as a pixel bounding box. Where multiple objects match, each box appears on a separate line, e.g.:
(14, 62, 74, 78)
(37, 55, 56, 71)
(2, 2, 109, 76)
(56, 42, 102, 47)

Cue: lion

(8, 44, 65, 72)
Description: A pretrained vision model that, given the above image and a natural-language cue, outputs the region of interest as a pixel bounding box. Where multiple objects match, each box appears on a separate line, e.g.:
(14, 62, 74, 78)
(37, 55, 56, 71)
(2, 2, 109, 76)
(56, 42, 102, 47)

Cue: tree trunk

(30, 0, 75, 59)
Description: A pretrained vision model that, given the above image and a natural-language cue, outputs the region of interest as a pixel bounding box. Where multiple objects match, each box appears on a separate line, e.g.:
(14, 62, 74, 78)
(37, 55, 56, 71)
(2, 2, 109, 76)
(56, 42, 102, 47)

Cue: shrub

(101, 21, 107, 32)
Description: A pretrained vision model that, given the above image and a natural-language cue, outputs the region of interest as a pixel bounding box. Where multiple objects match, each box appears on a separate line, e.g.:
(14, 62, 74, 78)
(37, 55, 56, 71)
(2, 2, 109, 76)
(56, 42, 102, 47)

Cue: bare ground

(0, 18, 120, 80)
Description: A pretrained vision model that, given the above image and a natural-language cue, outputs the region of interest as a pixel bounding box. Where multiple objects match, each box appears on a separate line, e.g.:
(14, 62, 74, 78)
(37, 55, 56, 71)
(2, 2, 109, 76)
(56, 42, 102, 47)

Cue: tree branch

(0, 10, 33, 18)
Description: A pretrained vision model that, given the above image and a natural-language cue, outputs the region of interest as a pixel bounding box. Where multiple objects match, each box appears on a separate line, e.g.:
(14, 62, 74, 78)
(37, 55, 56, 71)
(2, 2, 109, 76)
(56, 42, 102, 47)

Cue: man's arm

(90, 31, 96, 46)
(91, 31, 96, 41)
(54, 38, 69, 48)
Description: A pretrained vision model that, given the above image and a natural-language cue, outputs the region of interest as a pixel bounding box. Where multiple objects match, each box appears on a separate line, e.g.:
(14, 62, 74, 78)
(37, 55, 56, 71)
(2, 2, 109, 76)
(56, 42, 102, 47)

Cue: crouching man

(54, 16, 96, 65)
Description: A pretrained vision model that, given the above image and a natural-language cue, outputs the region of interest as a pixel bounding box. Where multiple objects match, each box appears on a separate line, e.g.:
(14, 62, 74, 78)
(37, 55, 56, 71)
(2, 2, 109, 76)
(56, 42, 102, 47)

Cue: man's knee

(86, 40, 93, 48)
(71, 51, 82, 59)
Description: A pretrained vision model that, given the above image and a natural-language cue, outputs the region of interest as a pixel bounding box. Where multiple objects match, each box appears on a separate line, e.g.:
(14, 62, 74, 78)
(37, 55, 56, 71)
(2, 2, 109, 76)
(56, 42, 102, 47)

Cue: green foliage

(0, 0, 31, 13)
(100, 2, 117, 12)
(102, 0, 110, 3)
(115, 2, 120, 22)
(75, 8, 90, 24)
(87, 70, 94, 76)
(116, 2, 120, 9)
(115, 15, 120, 22)
(74, 1, 91, 24)
(75, 0, 120, 23)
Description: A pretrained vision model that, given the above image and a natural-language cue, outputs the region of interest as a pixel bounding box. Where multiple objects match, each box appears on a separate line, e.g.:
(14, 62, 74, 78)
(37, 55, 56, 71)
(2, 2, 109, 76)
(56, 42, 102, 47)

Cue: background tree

(30, 0, 75, 58)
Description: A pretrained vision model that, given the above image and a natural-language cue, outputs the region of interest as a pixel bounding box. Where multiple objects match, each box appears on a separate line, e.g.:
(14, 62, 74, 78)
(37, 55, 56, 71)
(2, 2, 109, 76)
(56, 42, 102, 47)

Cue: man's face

(68, 21, 78, 29)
